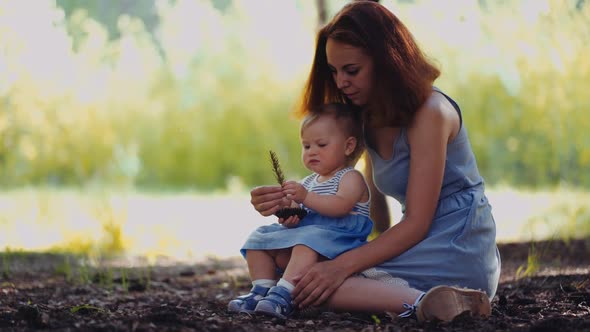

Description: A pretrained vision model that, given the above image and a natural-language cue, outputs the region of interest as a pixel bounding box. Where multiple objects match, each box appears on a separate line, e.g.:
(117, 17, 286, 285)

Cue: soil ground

(1, 238, 589, 331)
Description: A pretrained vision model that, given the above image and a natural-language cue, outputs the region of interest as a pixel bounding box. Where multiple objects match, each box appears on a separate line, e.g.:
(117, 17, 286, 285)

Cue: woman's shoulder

(409, 91, 460, 139)
(419, 91, 458, 120)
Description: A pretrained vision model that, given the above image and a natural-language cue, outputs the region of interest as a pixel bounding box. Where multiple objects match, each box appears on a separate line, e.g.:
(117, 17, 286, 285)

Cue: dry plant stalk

(269, 150, 285, 185)
(267, 150, 308, 220)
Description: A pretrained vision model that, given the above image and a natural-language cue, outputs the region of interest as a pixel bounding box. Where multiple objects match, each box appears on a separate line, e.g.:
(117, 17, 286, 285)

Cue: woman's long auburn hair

(295, 1, 440, 128)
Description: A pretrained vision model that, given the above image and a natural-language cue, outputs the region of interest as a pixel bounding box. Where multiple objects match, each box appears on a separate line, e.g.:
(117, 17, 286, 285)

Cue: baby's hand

(282, 181, 308, 204)
(278, 215, 300, 228)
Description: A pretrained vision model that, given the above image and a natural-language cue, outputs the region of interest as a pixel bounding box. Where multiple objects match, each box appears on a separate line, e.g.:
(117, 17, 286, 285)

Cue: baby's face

(300, 116, 351, 177)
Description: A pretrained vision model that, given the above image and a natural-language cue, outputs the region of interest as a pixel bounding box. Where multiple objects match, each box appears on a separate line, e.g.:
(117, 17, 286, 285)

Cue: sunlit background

(0, 0, 589, 265)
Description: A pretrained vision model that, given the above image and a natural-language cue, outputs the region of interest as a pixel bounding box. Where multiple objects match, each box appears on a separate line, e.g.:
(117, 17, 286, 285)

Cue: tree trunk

(316, 0, 327, 29)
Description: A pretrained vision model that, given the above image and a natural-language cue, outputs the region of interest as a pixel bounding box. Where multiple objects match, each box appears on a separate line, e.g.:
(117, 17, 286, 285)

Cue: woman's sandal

(415, 285, 491, 322)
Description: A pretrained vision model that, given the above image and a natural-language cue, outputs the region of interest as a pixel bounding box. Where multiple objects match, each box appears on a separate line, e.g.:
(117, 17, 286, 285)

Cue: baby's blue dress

(241, 167, 373, 259)
(361, 88, 501, 299)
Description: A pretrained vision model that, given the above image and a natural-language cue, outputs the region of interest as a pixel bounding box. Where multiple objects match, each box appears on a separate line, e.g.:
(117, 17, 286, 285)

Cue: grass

(0, 247, 153, 294)
(70, 304, 106, 314)
(515, 243, 541, 279)
(486, 186, 590, 243)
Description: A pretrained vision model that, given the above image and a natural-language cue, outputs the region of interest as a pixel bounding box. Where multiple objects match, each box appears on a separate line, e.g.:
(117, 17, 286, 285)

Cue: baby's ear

(345, 136, 357, 156)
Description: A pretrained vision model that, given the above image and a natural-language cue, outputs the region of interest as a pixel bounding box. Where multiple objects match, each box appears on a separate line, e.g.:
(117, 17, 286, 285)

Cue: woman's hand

(291, 260, 349, 308)
(250, 185, 287, 216)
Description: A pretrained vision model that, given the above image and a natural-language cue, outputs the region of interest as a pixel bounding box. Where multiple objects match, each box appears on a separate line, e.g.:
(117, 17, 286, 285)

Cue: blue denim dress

(361, 88, 501, 299)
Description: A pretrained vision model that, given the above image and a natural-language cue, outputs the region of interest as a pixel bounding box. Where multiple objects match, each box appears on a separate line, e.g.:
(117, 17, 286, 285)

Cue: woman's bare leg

(325, 276, 423, 314)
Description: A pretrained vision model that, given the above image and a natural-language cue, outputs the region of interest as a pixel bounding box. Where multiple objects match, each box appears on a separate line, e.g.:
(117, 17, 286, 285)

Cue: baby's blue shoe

(227, 284, 270, 314)
(254, 285, 294, 320)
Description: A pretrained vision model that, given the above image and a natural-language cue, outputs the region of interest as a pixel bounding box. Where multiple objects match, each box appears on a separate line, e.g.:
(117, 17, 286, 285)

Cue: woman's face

(326, 38, 374, 106)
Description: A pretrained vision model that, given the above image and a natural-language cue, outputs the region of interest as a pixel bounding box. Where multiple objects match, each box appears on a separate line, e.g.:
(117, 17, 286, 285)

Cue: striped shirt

(300, 167, 371, 217)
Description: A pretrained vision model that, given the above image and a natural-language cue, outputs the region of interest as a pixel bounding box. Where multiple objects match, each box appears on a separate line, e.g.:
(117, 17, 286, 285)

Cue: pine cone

(274, 207, 307, 219)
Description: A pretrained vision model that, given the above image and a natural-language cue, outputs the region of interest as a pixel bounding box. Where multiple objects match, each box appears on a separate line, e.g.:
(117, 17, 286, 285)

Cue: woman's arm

(337, 96, 458, 272)
(282, 170, 368, 218)
(292, 94, 460, 307)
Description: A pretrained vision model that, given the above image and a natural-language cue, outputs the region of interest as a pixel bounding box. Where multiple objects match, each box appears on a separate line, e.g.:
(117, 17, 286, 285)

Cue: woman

(249, 1, 500, 322)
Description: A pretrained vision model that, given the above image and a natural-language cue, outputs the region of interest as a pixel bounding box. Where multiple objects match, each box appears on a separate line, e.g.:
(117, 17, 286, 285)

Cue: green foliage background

(0, 0, 588, 191)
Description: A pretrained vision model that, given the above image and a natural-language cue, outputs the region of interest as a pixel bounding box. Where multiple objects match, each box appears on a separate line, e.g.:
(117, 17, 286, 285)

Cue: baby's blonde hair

(301, 103, 365, 166)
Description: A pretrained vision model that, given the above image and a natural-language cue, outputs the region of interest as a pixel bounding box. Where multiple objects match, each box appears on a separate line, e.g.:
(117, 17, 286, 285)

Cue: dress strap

(432, 86, 463, 128)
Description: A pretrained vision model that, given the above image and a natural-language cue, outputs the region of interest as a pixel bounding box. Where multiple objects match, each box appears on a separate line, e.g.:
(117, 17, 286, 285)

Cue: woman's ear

(345, 137, 357, 157)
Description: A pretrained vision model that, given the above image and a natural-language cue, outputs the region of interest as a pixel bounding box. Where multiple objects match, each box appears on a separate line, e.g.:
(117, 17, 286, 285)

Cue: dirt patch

(1, 239, 589, 331)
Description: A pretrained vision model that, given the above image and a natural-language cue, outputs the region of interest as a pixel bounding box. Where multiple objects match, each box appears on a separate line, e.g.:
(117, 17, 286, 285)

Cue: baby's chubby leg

(246, 249, 279, 281)
(281, 245, 319, 285)
(228, 249, 280, 314)
(254, 245, 319, 319)
(246, 247, 310, 280)
(271, 248, 292, 272)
